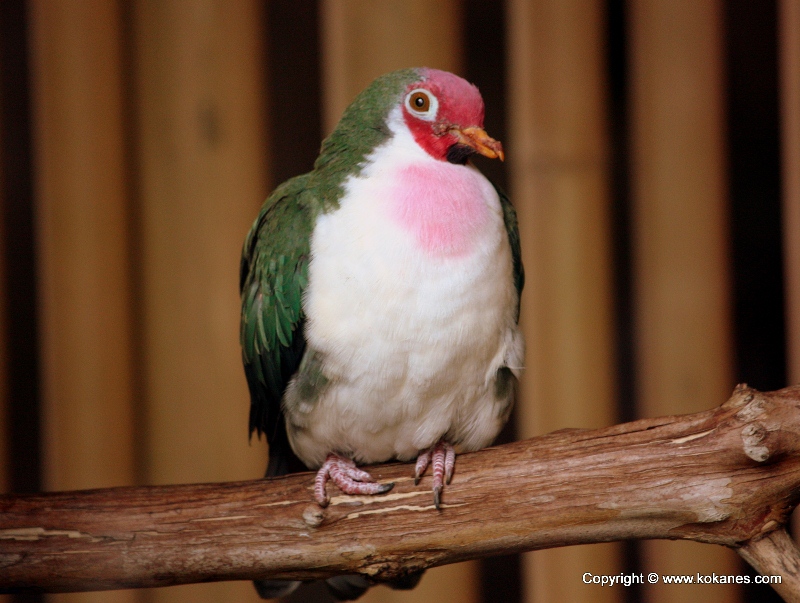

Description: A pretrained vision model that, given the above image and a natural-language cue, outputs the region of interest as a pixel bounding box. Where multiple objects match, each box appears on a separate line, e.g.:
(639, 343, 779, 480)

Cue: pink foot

(414, 441, 455, 509)
(314, 453, 394, 507)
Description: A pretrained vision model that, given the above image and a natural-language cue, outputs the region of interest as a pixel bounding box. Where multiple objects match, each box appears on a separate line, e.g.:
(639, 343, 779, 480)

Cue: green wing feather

(497, 185, 525, 319)
(240, 174, 315, 471)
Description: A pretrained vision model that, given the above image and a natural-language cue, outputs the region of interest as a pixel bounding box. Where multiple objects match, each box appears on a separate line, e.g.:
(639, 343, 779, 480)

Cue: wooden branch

(3, 385, 800, 598)
(740, 529, 800, 602)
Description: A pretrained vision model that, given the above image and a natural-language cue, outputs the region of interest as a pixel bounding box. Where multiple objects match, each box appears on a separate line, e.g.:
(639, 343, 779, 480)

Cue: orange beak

(453, 126, 505, 161)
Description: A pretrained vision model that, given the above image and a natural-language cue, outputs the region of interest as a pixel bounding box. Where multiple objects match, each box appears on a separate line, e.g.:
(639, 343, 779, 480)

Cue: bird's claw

(414, 450, 430, 485)
(433, 485, 443, 509)
(414, 441, 456, 509)
(315, 454, 394, 507)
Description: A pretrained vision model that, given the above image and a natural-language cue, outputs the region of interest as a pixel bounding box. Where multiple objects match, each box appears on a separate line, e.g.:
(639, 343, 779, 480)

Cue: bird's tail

(253, 579, 302, 599)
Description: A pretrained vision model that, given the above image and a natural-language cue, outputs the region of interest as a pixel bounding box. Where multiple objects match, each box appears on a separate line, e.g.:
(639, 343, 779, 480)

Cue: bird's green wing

(497, 185, 524, 320)
(240, 174, 315, 474)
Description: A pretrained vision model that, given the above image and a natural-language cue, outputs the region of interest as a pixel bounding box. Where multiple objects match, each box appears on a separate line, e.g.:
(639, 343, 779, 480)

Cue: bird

(240, 67, 524, 600)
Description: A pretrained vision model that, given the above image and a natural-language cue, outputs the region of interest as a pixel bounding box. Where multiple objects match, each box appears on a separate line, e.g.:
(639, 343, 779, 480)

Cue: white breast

(285, 113, 524, 468)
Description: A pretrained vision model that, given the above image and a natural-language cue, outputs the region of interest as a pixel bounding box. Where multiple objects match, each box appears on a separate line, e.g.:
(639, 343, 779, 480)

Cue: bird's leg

(314, 453, 394, 507)
(413, 441, 456, 509)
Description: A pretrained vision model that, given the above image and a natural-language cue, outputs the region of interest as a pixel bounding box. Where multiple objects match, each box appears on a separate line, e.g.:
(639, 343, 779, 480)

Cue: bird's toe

(315, 453, 394, 505)
(444, 444, 455, 485)
(414, 449, 432, 485)
(415, 441, 457, 508)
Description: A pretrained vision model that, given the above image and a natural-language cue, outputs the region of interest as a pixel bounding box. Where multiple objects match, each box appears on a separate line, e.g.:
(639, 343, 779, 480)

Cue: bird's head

(400, 68, 504, 165)
(315, 68, 504, 185)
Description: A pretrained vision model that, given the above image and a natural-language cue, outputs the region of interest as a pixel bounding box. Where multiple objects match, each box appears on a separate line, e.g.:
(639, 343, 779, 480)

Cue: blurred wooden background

(0, 1, 797, 603)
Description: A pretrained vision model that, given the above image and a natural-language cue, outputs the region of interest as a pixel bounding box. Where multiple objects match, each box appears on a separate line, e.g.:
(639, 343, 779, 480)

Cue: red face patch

(402, 69, 486, 162)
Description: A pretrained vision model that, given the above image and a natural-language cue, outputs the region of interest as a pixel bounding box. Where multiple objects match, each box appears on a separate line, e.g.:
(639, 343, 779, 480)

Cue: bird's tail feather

(253, 579, 301, 599)
(325, 575, 371, 600)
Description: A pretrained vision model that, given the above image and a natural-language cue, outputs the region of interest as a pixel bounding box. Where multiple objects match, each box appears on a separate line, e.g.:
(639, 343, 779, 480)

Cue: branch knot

(741, 422, 770, 462)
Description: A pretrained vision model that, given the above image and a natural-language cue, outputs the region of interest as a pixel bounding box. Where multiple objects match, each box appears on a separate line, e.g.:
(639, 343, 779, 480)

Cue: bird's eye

(405, 88, 438, 121)
(411, 92, 429, 111)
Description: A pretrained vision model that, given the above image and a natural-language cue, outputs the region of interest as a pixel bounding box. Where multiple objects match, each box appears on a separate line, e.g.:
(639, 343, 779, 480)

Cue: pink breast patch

(388, 163, 491, 257)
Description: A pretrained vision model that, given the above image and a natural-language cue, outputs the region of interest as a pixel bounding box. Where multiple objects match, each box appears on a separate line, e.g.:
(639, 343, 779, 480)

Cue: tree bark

(2, 385, 800, 599)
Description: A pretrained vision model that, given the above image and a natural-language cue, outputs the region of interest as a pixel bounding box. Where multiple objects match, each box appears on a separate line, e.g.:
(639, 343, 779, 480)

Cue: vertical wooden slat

(781, 0, 800, 386)
(319, 3, 477, 603)
(0, 59, 6, 497)
(264, 0, 322, 184)
(627, 2, 739, 602)
(507, 2, 620, 602)
(27, 2, 140, 599)
(1, 0, 42, 502)
(132, 2, 268, 602)
(28, 4, 140, 602)
(320, 0, 462, 134)
(0, 193, 10, 599)
(29, 0, 136, 494)
(0, 125, 9, 603)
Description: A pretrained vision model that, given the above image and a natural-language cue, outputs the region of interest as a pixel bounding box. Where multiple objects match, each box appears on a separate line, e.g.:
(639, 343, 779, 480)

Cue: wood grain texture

(740, 529, 800, 603)
(2, 385, 799, 600)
